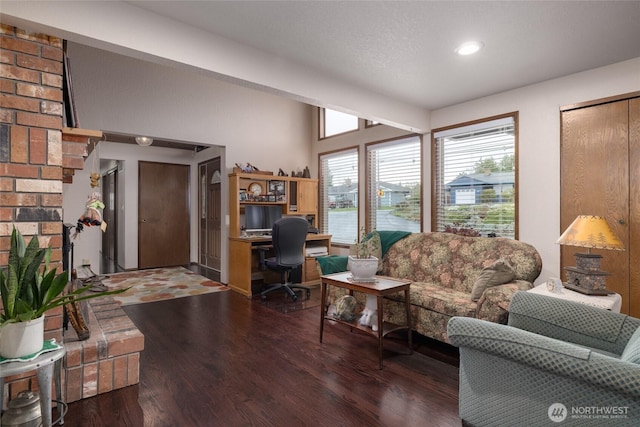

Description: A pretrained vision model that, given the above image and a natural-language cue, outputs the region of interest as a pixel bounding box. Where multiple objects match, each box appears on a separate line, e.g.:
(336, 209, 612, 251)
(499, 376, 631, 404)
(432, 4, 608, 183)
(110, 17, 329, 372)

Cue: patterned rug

(101, 266, 228, 306)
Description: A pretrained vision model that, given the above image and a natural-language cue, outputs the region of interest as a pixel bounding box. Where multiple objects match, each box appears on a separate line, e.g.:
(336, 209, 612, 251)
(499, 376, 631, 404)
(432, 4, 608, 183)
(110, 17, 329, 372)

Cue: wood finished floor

(60, 286, 461, 426)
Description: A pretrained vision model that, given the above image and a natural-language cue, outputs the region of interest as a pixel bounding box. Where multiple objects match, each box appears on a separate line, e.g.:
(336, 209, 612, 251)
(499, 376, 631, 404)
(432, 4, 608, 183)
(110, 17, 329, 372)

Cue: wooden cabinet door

(561, 99, 631, 313)
(296, 180, 318, 214)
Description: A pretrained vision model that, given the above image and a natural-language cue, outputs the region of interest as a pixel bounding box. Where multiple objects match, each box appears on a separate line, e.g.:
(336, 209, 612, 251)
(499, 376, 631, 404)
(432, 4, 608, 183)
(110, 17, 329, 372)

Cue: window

(319, 148, 358, 244)
(367, 136, 422, 233)
(432, 113, 517, 238)
(321, 108, 359, 138)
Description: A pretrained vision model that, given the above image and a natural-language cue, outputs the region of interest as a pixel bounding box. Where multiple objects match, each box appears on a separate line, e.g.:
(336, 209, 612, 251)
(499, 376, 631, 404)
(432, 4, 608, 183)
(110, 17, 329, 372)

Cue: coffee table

(320, 271, 412, 369)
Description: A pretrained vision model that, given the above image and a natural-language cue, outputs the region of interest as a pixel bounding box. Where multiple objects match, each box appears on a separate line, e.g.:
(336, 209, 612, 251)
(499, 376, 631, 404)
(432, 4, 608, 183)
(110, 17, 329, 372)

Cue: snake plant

(0, 227, 125, 326)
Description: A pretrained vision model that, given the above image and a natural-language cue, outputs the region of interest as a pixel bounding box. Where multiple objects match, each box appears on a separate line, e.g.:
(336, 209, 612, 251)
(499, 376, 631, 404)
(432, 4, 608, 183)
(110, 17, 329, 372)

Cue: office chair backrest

(271, 217, 308, 267)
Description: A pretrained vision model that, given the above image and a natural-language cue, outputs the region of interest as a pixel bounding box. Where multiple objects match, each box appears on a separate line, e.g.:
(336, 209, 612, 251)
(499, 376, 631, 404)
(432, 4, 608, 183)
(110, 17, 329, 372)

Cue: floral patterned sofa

(323, 232, 542, 344)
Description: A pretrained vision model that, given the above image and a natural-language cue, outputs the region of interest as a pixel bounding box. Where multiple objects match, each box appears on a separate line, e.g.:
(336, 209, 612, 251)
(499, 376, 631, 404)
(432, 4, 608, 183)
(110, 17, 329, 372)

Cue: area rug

(101, 266, 228, 306)
(259, 287, 322, 314)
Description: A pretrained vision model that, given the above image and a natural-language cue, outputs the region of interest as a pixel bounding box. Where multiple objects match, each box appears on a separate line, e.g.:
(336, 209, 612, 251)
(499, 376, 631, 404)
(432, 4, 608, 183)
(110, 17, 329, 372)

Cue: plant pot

(348, 255, 379, 280)
(0, 315, 45, 359)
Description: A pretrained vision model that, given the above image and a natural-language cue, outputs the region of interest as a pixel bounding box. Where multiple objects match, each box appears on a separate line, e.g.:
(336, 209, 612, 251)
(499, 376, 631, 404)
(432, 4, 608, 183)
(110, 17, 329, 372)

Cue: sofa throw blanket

(317, 231, 411, 275)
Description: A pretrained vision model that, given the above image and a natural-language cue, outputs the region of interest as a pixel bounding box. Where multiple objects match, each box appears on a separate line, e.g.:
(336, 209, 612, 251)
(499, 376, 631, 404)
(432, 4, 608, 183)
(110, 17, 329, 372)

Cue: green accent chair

(448, 291, 640, 426)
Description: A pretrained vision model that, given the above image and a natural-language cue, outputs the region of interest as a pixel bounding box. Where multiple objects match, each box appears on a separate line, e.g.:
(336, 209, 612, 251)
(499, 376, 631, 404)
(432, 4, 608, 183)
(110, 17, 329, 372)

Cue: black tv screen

(244, 205, 282, 230)
(244, 205, 264, 230)
(264, 205, 282, 230)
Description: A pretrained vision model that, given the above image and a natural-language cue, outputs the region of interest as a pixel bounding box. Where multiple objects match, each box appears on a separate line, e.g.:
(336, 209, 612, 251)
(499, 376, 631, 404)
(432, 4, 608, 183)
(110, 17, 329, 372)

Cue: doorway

(101, 166, 118, 272)
(199, 157, 222, 271)
(138, 161, 190, 268)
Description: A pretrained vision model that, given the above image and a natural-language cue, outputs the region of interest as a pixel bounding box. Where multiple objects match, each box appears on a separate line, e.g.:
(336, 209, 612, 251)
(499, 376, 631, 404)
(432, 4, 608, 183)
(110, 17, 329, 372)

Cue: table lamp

(557, 215, 625, 295)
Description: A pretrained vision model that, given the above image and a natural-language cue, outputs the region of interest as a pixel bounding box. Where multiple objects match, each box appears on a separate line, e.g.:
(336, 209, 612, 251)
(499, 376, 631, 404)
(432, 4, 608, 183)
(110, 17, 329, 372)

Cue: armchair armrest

(448, 317, 640, 399)
(508, 291, 640, 355)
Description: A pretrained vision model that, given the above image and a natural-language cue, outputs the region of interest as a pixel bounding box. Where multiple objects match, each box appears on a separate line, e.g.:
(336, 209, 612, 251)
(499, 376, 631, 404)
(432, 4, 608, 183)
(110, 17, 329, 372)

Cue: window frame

(365, 135, 423, 234)
(319, 108, 360, 140)
(431, 112, 519, 239)
(318, 146, 360, 246)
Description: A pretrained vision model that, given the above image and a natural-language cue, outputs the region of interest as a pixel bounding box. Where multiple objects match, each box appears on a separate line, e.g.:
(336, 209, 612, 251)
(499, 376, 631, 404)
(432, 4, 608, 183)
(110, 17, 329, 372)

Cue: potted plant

(348, 227, 381, 280)
(0, 227, 126, 358)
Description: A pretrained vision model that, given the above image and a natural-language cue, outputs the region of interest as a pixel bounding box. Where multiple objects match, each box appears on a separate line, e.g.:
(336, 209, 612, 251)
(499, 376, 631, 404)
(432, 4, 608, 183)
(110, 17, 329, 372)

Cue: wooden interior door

(138, 161, 190, 269)
(561, 99, 631, 313)
(198, 158, 222, 270)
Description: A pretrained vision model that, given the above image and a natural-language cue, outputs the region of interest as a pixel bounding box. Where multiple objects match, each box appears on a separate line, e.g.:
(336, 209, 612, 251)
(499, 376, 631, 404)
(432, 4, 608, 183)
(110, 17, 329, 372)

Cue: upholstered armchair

(447, 291, 640, 427)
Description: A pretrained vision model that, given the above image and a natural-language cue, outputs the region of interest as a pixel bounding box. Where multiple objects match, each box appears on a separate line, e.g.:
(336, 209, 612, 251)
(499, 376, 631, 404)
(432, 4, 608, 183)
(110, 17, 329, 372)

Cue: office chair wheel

(291, 294, 298, 302)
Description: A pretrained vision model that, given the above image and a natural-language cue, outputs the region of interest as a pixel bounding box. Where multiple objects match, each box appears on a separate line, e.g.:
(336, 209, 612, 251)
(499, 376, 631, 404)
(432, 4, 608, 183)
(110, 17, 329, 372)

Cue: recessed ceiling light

(455, 41, 484, 56)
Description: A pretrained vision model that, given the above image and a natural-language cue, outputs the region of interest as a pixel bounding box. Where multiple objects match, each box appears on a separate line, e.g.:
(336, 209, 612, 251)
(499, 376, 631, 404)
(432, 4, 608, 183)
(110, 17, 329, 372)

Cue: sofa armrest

(475, 280, 532, 324)
(448, 317, 640, 399)
(508, 291, 640, 355)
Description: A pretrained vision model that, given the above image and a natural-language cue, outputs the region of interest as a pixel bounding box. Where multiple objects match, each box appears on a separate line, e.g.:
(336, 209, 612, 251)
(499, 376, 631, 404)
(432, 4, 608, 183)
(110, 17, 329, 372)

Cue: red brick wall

(0, 24, 65, 401)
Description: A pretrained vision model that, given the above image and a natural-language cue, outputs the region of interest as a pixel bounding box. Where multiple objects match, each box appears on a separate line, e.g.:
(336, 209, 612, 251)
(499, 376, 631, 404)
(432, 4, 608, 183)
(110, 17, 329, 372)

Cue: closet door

(630, 98, 640, 316)
(560, 100, 630, 313)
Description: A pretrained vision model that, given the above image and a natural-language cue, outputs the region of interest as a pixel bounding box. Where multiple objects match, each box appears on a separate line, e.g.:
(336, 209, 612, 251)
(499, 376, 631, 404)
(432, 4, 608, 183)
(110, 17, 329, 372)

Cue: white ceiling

(127, 1, 640, 111)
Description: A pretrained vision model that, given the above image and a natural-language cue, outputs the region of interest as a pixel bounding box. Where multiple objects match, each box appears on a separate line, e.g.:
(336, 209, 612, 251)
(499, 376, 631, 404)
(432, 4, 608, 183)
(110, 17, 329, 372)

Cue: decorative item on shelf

(248, 182, 263, 197)
(302, 166, 311, 178)
(0, 227, 127, 358)
(557, 215, 625, 295)
(135, 136, 153, 146)
(278, 168, 288, 176)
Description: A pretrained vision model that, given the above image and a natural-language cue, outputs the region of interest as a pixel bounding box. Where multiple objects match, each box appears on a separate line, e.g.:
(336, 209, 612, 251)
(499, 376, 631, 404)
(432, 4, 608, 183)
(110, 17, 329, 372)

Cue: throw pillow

(621, 326, 640, 364)
(349, 231, 383, 273)
(470, 259, 516, 301)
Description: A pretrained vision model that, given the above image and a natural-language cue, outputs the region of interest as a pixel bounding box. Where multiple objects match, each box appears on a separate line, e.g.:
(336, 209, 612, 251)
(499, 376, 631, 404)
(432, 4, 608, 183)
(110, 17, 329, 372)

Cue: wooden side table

(528, 283, 622, 313)
(320, 271, 412, 369)
(0, 346, 66, 427)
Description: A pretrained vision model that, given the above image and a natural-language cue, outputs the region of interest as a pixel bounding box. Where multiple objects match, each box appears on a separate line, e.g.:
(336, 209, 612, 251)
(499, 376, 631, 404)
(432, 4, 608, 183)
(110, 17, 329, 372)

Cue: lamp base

(562, 281, 615, 296)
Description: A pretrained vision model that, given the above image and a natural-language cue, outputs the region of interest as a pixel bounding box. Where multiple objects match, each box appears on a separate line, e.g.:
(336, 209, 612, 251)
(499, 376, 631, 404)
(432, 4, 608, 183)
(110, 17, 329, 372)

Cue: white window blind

(433, 115, 517, 238)
(320, 148, 358, 244)
(367, 136, 421, 233)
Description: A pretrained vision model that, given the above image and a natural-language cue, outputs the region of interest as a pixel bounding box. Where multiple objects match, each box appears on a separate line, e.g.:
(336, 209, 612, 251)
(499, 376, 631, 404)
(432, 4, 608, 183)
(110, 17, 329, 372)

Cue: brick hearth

(63, 297, 144, 403)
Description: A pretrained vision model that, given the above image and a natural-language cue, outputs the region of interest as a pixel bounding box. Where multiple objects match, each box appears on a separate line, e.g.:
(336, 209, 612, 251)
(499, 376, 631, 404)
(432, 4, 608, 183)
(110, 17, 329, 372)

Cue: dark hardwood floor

(61, 273, 461, 426)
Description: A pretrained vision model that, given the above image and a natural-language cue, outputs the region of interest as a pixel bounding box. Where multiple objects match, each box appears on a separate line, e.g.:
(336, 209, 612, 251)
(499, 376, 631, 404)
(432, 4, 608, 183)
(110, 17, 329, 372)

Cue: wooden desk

(228, 233, 331, 297)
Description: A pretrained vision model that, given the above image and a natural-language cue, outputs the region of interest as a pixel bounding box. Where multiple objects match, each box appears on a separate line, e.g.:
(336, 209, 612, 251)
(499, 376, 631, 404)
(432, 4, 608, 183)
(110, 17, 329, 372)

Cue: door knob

(618, 219, 626, 225)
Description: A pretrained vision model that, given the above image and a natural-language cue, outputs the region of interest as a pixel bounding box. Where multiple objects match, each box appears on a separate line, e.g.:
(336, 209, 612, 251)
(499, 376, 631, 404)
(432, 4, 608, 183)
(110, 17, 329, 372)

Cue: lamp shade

(557, 215, 624, 251)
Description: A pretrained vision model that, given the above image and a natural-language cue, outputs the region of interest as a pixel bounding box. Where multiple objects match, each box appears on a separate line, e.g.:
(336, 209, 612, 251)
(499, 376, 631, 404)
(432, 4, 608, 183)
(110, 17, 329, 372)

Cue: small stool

(1, 346, 66, 427)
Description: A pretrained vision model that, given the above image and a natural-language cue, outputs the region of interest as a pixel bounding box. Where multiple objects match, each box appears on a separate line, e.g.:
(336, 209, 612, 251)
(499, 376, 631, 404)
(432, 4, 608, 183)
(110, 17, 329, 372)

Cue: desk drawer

(304, 257, 321, 283)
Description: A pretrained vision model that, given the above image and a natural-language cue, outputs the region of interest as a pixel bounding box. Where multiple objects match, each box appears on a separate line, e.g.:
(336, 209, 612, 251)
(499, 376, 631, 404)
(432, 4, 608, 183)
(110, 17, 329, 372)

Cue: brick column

(0, 24, 65, 403)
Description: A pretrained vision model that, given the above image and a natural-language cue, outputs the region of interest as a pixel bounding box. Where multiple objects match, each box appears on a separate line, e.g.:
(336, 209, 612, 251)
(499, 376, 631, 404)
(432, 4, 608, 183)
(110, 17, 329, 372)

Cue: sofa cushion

(471, 259, 516, 301)
(621, 326, 640, 364)
(350, 231, 383, 272)
(402, 282, 478, 318)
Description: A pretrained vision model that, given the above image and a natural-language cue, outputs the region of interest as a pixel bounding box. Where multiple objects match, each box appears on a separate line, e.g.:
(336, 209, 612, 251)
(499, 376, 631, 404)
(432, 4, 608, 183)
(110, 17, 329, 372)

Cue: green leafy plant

(352, 227, 380, 259)
(0, 227, 126, 326)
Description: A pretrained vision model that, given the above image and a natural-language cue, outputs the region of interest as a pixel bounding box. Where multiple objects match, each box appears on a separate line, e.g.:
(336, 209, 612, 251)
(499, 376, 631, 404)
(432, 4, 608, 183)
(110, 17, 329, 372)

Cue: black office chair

(259, 216, 311, 302)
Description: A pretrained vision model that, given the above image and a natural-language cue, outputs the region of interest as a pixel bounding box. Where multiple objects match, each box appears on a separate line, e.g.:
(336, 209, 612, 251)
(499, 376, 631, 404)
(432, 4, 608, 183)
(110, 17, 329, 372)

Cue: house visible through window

(432, 114, 517, 238)
(321, 108, 359, 138)
(319, 148, 358, 244)
(367, 136, 421, 233)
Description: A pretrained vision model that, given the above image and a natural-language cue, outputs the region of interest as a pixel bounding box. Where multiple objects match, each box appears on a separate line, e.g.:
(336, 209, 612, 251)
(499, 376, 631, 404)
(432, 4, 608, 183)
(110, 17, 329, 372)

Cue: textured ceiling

(128, 1, 640, 110)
